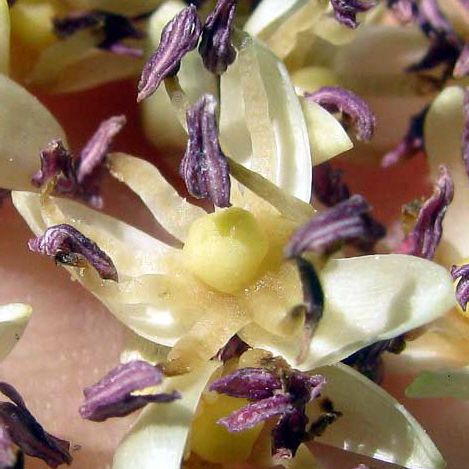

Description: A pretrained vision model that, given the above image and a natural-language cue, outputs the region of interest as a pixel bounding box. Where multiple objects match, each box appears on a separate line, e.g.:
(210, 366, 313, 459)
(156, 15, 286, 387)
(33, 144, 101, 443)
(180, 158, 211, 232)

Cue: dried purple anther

(0, 382, 72, 468)
(396, 165, 454, 259)
(199, 0, 237, 74)
(313, 163, 350, 207)
(285, 195, 382, 258)
(32, 115, 126, 209)
(79, 360, 180, 422)
(305, 87, 375, 142)
(180, 94, 231, 208)
(294, 257, 324, 363)
(451, 264, 469, 312)
(137, 5, 202, 102)
(28, 224, 118, 282)
(53, 10, 144, 58)
(210, 365, 325, 459)
(329, 0, 376, 29)
(215, 334, 250, 362)
(381, 106, 428, 168)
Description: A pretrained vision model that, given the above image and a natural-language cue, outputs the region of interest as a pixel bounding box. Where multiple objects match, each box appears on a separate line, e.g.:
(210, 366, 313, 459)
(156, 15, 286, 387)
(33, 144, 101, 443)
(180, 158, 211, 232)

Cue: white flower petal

(12, 191, 188, 346)
(43, 50, 143, 94)
(108, 152, 206, 243)
(112, 362, 218, 469)
(244, 0, 308, 37)
(0, 0, 9, 74)
(300, 97, 353, 165)
(406, 366, 469, 400)
(424, 86, 466, 264)
(313, 363, 445, 469)
(220, 32, 312, 202)
(240, 255, 454, 370)
(0, 303, 32, 361)
(0, 74, 65, 191)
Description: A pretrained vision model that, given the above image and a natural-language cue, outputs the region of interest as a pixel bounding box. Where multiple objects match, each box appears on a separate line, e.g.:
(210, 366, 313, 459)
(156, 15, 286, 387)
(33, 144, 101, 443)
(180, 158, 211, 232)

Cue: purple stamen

(0, 382, 72, 468)
(209, 367, 282, 400)
(329, 0, 376, 29)
(79, 360, 180, 422)
(32, 116, 125, 209)
(199, 0, 237, 74)
(180, 94, 231, 208)
(396, 165, 454, 259)
(284, 195, 381, 257)
(215, 335, 250, 363)
(313, 163, 350, 207)
(28, 224, 118, 282)
(381, 106, 428, 168)
(305, 86, 376, 142)
(212, 366, 326, 458)
(137, 5, 202, 102)
(451, 264, 469, 312)
(53, 10, 144, 58)
(294, 258, 324, 363)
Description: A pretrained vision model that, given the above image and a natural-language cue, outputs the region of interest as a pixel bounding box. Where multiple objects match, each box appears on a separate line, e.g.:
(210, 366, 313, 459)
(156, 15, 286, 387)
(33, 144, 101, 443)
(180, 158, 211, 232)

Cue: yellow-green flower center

(183, 207, 268, 294)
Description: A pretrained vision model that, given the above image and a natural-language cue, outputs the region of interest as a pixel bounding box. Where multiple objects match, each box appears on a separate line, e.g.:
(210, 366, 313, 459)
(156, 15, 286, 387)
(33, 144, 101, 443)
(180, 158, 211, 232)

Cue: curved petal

(12, 191, 169, 276)
(12, 191, 191, 346)
(0, 303, 32, 361)
(312, 363, 445, 469)
(220, 32, 312, 202)
(0, 75, 65, 191)
(424, 86, 466, 265)
(0, 0, 9, 74)
(240, 254, 454, 370)
(299, 97, 353, 165)
(244, 0, 309, 37)
(42, 49, 143, 94)
(112, 362, 218, 469)
(108, 152, 206, 243)
(406, 366, 469, 400)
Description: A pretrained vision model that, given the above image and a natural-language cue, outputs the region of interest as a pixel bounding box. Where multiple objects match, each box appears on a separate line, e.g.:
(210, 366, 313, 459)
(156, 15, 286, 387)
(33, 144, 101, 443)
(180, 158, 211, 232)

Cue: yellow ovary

(183, 207, 269, 294)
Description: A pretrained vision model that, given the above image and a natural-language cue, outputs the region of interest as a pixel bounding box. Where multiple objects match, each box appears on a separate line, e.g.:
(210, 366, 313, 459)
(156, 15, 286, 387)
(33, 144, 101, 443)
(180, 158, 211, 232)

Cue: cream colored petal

(0, 74, 65, 191)
(243, 0, 309, 37)
(0, 0, 9, 74)
(12, 190, 194, 345)
(220, 32, 312, 202)
(45, 49, 143, 94)
(240, 255, 454, 370)
(406, 366, 469, 400)
(28, 30, 97, 87)
(300, 97, 353, 165)
(108, 153, 206, 243)
(0, 303, 32, 361)
(334, 25, 429, 96)
(112, 362, 218, 469)
(312, 363, 445, 469)
(424, 86, 466, 265)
